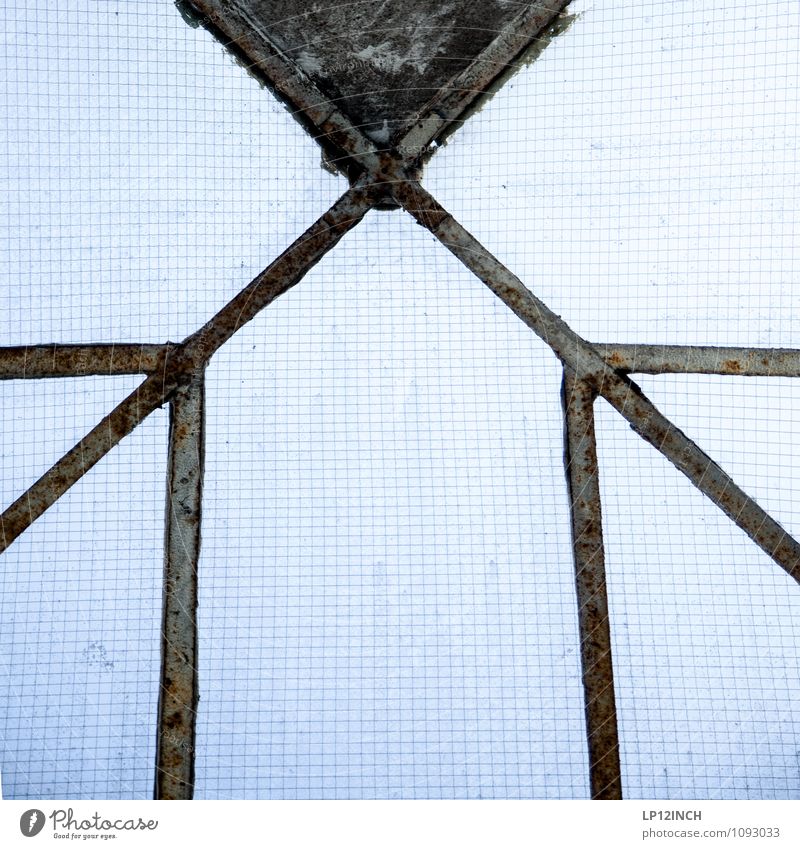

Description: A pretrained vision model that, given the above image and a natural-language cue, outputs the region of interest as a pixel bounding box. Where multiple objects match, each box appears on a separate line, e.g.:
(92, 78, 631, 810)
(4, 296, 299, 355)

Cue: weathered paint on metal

(394, 179, 800, 584)
(600, 377, 800, 583)
(156, 372, 204, 800)
(0, 186, 374, 554)
(595, 344, 800, 378)
(562, 370, 623, 801)
(0, 343, 172, 379)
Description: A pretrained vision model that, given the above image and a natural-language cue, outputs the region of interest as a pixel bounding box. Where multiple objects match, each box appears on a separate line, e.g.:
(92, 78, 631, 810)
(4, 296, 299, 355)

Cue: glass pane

(1, 0, 346, 346)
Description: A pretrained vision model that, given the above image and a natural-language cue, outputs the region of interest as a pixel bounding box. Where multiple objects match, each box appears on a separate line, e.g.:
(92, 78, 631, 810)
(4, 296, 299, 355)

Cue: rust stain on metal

(155, 373, 204, 800)
(0, 343, 173, 380)
(2, 0, 798, 800)
(562, 370, 623, 800)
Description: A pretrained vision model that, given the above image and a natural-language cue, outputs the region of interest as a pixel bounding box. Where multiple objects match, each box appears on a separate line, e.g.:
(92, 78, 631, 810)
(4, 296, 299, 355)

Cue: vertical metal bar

(0, 186, 371, 554)
(155, 370, 205, 799)
(562, 369, 623, 800)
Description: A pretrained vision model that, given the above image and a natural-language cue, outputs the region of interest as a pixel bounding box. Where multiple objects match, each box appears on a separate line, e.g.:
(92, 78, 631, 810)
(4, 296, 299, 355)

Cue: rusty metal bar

(398, 0, 573, 156)
(155, 370, 204, 800)
(0, 343, 172, 379)
(394, 180, 800, 584)
(0, 186, 374, 554)
(596, 344, 800, 377)
(562, 370, 622, 800)
(0, 360, 178, 555)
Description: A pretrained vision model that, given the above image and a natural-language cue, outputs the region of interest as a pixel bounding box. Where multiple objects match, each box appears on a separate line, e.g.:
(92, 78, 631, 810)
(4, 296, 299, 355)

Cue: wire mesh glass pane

(195, 212, 589, 799)
(0, 0, 346, 346)
(595, 384, 800, 799)
(426, 0, 800, 347)
(636, 374, 800, 539)
(1, 378, 167, 798)
(1, 0, 799, 803)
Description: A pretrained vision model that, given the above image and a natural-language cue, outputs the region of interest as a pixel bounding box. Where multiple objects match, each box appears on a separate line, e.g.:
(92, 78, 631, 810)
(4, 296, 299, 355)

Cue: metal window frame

(2, 2, 799, 801)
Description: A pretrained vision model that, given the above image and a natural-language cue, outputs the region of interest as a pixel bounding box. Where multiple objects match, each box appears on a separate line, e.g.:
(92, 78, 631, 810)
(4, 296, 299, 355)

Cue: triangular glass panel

(181, 0, 571, 151)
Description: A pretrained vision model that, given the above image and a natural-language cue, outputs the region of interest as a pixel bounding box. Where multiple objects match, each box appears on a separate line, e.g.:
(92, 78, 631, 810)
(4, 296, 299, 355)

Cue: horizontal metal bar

(395, 180, 800, 584)
(155, 372, 204, 800)
(0, 344, 171, 379)
(0, 186, 374, 553)
(562, 370, 623, 800)
(596, 344, 800, 377)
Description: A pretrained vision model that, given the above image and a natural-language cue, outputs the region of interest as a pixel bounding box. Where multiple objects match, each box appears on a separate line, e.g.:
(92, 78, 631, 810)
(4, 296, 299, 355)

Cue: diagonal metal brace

(393, 179, 800, 584)
(562, 369, 623, 800)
